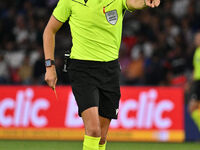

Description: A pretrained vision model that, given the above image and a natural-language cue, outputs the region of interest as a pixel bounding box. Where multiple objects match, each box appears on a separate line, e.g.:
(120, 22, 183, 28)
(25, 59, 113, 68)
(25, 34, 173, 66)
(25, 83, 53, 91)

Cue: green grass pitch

(0, 140, 199, 150)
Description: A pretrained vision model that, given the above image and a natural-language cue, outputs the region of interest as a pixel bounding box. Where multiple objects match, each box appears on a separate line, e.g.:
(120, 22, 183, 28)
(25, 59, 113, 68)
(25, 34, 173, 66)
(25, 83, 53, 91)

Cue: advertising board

(0, 86, 184, 142)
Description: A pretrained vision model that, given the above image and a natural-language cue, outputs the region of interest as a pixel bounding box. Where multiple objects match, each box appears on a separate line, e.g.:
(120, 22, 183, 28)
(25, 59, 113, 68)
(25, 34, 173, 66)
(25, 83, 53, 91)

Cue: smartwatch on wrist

(45, 59, 55, 67)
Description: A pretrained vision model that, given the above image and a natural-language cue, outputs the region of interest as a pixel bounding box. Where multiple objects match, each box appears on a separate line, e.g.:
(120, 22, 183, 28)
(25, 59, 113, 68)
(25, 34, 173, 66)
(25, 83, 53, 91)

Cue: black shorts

(68, 59, 121, 119)
(191, 81, 200, 101)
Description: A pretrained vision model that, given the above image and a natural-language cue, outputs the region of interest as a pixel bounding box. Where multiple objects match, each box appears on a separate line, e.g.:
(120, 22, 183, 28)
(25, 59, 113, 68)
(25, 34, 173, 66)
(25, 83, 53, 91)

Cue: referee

(189, 32, 200, 131)
(43, 0, 160, 150)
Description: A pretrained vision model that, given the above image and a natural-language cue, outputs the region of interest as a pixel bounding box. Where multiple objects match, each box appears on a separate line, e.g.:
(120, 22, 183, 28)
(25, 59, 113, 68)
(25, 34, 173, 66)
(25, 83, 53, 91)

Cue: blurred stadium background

(0, 0, 200, 149)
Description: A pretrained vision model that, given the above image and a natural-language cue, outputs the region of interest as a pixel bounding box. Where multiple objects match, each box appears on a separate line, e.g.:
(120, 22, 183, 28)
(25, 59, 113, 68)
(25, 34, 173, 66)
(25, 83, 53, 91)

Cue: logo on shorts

(116, 109, 119, 115)
(105, 10, 118, 25)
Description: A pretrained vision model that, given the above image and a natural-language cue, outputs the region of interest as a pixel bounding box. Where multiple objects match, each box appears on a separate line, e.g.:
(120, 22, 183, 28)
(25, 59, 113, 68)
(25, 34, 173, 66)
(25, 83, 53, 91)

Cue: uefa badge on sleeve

(105, 10, 118, 25)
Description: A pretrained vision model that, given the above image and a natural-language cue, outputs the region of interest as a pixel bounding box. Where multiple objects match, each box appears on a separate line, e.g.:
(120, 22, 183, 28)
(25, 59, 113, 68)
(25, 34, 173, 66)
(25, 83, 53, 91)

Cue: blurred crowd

(0, 0, 200, 87)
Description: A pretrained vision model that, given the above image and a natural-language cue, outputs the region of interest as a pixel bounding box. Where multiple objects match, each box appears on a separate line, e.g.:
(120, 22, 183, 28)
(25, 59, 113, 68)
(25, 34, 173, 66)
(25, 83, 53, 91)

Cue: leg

(190, 102, 200, 131)
(99, 116, 111, 145)
(68, 60, 110, 150)
(81, 107, 101, 150)
(97, 61, 121, 149)
(82, 107, 101, 137)
(188, 97, 200, 131)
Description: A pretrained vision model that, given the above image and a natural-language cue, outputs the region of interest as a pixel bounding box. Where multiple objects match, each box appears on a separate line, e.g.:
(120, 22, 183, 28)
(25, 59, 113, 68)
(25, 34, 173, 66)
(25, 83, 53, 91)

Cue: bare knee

(86, 126, 101, 137)
(82, 107, 101, 137)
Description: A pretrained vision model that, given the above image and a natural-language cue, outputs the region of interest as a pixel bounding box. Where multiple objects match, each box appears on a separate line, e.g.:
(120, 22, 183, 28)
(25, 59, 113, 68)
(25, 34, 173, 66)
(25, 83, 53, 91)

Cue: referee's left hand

(45, 66, 57, 90)
(145, 0, 160, 8)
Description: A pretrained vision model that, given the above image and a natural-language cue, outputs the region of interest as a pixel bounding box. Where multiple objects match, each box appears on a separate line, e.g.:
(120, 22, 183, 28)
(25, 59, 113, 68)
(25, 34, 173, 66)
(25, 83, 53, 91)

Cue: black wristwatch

(45, 59, 55, 67)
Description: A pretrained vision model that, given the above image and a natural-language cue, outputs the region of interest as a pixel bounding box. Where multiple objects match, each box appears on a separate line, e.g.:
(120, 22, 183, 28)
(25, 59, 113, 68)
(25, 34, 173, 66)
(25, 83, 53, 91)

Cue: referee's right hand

(45, 66, 57, 90)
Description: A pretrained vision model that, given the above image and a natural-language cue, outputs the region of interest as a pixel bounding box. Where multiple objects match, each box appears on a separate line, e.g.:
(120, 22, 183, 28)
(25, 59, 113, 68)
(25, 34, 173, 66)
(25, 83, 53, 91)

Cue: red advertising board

(0, 86, 184, 142)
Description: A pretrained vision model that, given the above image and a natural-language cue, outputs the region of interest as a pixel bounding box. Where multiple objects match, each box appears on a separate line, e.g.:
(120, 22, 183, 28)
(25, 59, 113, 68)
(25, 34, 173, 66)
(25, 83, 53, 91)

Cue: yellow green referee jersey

(193, 47, 200, 80)
(53, 0, 131, 61)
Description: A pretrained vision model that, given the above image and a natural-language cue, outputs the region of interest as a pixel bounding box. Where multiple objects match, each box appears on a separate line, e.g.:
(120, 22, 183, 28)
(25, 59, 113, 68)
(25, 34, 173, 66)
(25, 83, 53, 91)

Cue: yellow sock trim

(191, 109, 200, 131)
(83, 135, 101, 150)
(99, 142, 107, 150)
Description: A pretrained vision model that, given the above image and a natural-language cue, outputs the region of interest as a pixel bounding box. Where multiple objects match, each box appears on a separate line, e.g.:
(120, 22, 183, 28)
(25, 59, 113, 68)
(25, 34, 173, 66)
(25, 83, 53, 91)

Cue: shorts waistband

(70, 59, 119, 65)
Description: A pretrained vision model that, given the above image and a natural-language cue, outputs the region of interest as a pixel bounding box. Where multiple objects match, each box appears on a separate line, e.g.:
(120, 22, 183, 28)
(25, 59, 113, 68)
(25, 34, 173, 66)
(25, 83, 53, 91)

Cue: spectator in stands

(124, 49, 145, 85)
(18, 54, 33, 84)
(33, 46, 45, 84)
(0, 53, 9, 84)
(4, 40, 24, 84)
(13, 14, 29, 49)
(0, 0, 200, 86)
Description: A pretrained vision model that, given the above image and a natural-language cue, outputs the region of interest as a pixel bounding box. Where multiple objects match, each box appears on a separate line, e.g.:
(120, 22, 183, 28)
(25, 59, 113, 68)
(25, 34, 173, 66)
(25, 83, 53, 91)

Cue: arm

(126, 0, 160, 10)
(43, 16, 63, 89)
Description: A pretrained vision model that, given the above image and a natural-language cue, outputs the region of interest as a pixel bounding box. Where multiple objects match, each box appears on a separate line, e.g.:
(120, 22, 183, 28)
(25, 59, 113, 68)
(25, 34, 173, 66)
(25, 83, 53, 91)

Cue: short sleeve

(122, 0, 133, 12)
(53, 0, 71, 23)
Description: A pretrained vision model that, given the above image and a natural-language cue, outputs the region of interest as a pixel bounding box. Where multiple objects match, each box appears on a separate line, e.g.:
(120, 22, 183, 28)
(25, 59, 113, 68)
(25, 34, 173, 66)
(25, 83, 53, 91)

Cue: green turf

(0, 140, 199, 150)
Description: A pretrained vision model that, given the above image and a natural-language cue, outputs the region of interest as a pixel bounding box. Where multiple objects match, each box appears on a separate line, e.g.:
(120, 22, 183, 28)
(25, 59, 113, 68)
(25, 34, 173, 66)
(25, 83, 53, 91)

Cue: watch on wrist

(45, 59, 55, 67)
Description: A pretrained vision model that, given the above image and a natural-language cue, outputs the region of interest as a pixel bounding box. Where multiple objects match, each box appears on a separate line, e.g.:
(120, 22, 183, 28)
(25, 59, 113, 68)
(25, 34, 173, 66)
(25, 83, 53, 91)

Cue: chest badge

(105, 10, 118, 25)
